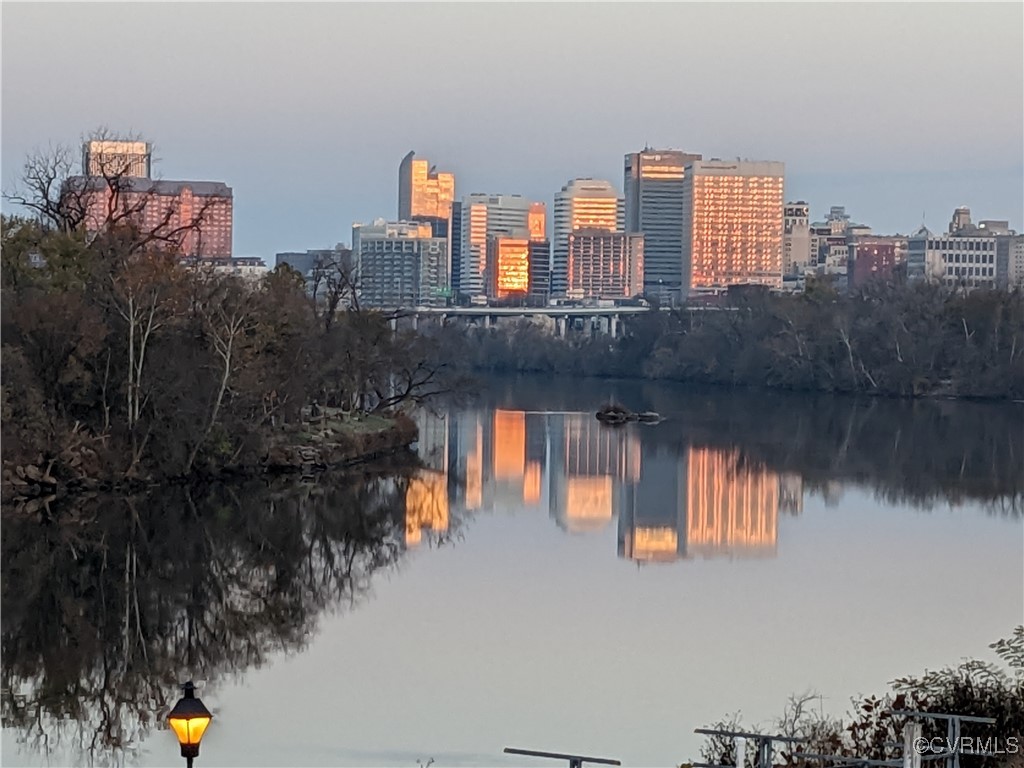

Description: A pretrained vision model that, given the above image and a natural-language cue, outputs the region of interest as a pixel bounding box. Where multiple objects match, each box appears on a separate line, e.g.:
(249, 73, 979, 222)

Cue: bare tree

(4, 127, 219, 257)
(184, 271, 261, 472)
(309, 247, 359, 331)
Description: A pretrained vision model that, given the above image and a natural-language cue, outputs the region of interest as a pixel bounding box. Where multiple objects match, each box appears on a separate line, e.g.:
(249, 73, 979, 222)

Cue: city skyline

(2, 3, 1021, 257)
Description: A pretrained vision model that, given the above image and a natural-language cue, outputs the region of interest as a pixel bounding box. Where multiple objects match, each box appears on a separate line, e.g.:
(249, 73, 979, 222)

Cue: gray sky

(2, 2, 1022, 257)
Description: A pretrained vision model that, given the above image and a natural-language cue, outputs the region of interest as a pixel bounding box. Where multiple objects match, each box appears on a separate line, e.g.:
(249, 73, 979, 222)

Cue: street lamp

(167, 681, 213, 768)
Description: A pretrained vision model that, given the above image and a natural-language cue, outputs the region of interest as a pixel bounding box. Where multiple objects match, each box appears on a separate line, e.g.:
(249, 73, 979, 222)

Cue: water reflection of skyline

(406, 408, 804, 561)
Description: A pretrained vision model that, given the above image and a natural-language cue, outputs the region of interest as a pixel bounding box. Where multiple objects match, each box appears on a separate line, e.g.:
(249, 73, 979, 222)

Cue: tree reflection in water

(1, 462, 456, 766)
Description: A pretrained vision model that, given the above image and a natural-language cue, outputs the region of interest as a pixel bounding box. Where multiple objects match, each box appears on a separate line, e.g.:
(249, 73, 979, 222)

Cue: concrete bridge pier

(556, 315, 568, 338)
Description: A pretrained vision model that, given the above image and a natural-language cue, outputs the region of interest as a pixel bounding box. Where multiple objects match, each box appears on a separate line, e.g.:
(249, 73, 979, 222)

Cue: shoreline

(1, 412, 420, 504)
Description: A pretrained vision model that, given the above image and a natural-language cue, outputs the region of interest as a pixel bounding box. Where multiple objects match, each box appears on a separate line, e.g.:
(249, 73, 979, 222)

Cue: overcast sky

(2, 2, 1022, 257)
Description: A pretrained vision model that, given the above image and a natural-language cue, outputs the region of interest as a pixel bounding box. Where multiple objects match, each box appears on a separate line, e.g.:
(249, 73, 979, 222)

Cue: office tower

(553, 179, 624, 297)
(484, 233, 554, 303)
(682, 160, 784, 290)
(351, 219, 448, 308)
(783, 201, 812, 276)
(528, 239, 552, 301)
(459, 194, 543, 298)
(398, 151, 455, 222)
(907, 207, 1000, 290)
(67, 177, 233, 258)
(486, 235, 531, 300)
(450, 201, 463, 295)
(566, 231, 644, 299)
(82, 139, 152, 178)
(624, 148, 702, 303)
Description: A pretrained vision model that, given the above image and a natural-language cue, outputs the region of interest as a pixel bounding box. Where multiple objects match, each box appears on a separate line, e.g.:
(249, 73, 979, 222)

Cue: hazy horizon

(2, 2, 1022, 257)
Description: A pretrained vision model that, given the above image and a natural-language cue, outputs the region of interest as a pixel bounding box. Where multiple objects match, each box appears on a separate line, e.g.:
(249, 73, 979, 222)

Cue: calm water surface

(3, 377, 1022, 767)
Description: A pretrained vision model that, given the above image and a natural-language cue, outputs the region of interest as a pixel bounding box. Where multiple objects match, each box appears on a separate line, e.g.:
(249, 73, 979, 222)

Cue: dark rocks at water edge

(595, 403, 662, 425)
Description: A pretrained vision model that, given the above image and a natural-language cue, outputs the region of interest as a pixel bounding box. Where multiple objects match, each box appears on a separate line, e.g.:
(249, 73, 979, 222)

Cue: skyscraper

(552, 179, 624, 297)
(82, 139, 152, 178)
(566, 231, 644, 300)
(459, 194, 544, 299)
(624, 148, 702, 304)
(398, 151, 455, 222)
(351, 219, 448, 308)
(682, 160, 784, 291)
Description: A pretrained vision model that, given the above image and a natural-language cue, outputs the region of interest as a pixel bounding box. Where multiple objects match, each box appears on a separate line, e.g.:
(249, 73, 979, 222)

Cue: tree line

(429, 280, 1024, 400)
(1, 134, 453, 489)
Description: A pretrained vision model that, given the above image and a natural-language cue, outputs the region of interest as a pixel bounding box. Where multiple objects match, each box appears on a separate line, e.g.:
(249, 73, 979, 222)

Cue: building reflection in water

(410, 408, 804, 560)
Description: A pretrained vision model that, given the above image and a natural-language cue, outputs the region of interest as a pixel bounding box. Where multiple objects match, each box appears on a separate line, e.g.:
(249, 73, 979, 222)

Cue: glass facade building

(552, 179, 624, 297)
(624, 148, 702, 303)
(398, 151, 455, 222)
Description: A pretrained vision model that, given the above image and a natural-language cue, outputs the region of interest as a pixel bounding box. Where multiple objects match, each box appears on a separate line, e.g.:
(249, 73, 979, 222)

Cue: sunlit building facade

(459, 194, 544, 299)
(398, 151, 455, 222)
(69, 177, 233, 258)
(566, 230, 644, 300)
(553, 179, 624, 297)
(682, 160, 784, 291)
(624, 148, 702, 303)
(485, 234, 552, 302)
(351, 219, 448, 308)
(82, 139, 152, 178)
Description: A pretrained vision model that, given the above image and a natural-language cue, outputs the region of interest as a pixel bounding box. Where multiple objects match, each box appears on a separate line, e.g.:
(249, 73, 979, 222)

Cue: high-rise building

(527, 239, 552, 302)
(624, 148, 702, 303)
(67, 177, 232, 258)
(486, 235, 531, 300)
(553, 179, 624, 297)
(682, 160, 784, 291)
(82, 139, 152, 178)
(351, 219, 448, 308)
(566, 230, 644, 300)
(459, 194, 543, 298)
(398, 151, 455, 222)
(783, 201, 812, 277)
(450, 201, 463, 296)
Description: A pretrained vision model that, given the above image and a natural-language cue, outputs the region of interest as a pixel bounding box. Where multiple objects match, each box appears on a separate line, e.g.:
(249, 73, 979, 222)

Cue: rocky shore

(1, 411, 419, 504)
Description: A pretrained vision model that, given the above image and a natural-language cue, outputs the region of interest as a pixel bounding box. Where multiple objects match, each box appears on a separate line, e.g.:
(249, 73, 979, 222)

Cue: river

(2, 377, 1021, 767)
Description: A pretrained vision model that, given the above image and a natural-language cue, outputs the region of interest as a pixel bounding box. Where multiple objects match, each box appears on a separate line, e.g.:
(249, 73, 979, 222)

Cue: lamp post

(167, 681, 213, 768)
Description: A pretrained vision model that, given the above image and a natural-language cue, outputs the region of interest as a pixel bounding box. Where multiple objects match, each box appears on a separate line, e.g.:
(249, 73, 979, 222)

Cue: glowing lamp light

(167, 681, 213, 766)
